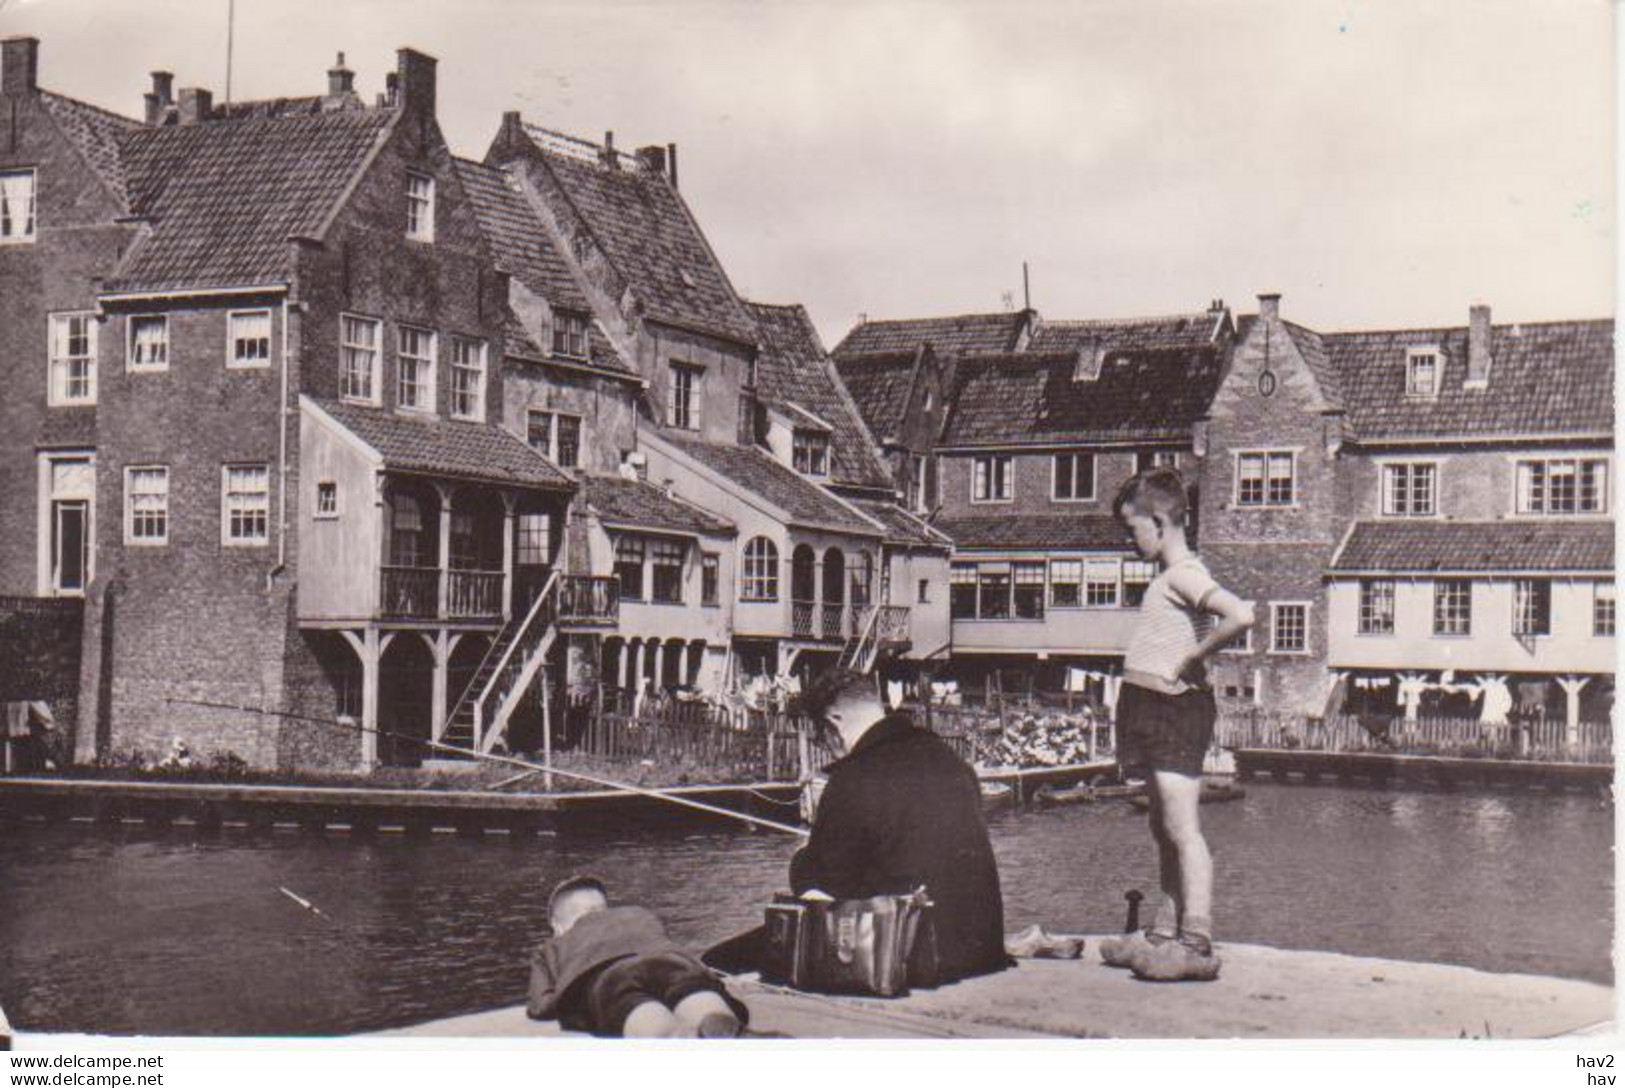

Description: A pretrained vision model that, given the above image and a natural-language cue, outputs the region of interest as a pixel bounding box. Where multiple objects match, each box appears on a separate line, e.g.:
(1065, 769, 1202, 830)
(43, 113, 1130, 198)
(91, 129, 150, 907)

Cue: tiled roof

(213, 96, 332, 120)
(108, 108, 395, 292)
(581, 474, 734, 536)
(851, 499, 951, 548)
(311, 398, 573, 490)
(1324, 319, 1614, 441)
(453, 157, 591, 313)
(660, 435, 879, 534)
(1283, 321, 1344, 411)
(936, 513, 1132, 551)
(940, 346, 1224, 446)
(833, 311, 1028, 358)
(1329, 520, 1614, 574)
(38, 91, 142, 214)
(748, 301, 891, 489)
(523, 124, 758, 345)
(1026, 312, 1220, 353)
(832, 350, 920, 444)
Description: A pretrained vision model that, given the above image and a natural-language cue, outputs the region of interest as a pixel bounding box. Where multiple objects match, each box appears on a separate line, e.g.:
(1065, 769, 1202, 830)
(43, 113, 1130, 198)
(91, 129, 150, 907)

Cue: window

(1122, 560, 1156, 608)
(1381, 463, 1436, 517)
(1594, 582, 1615, 637)
(340, 315, 380, 404)
(1406, 349, 1439, 397)
(793, 430, 830, 476)
(1511, 578, 1552, 638)
(449, 336, 486, 421)
(1013, 562, 1045, 619)
(390, 494, 424, 566)
(1358, 579, 1395, 635)
(1236, 451, 1294, 507)
(0, 169, 36, 241)
(701, 552, 720, 606)
(527, 410, 583, 469)
(950, 563, 978, 619)
(315, 481, 338, 518)
(909, 456, 928, 513)
(396, 326, 436, 412)
(917, 578, 930, 604)
(1053, 452, 1096, 501)
(48, 313, 97, 405)
(1134, 450, 1181, 474)
(1515, 458, 1609, 516)
(1083, 559, 1120, 607)
(977, 564, 1011, 619)
(1050, 559, 1082, 608)
(127, 315, 169, 372)
(1219, 617, 1253, 653)
(1270, 602, 1308, 654)
(741, 537, 779, 601)
(517, 514, 551, 565)
(406, 172, 435, 241)
(669, 362, 702, 430)
(614, 536, 646, 602)
(650, 538, 686, 604)
(552, 312, 589, 358)
(125, 466, 168, 544)
(1433, 579, 1472, 636)
(972, 455, 1013, 503)
(850, 552, 874, 607)
(222, 465, 270, 545)
(228, 310, 272, 368)
(448, 511, 478, 569)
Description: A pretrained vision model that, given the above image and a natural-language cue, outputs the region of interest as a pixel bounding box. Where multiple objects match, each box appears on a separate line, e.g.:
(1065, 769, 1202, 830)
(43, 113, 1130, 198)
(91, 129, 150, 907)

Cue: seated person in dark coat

(790, 668, 1009, 982)
(527, 875, 747, 1037)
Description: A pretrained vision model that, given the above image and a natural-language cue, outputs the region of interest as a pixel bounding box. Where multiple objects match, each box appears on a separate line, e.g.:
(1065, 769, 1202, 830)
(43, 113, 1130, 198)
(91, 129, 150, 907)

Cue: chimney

(667, 142, 678, 189)
(1258, 292, 1281, 322)
(395, 48, 436, 116)
(635, 144, 667, 176)
(327, 51, 355, 96)
(1466, 303, 1493, 388)
(143, 70, 174, 124)
(599, 131, 618, 169)
(1, 36, 39, 96)
(177, 87, 213, 125)
(383, 71, 399, 107)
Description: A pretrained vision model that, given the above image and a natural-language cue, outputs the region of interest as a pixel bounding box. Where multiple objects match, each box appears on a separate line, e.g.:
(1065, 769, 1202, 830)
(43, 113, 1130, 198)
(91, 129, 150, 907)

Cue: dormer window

(1073, 345, 1107, 382)
(1406, 348, 1439, 397)
(0, 169, 36, 242)
(405, 173, 435, 241)
(552, 312, 589, 359)
(793, 430, 830, 476)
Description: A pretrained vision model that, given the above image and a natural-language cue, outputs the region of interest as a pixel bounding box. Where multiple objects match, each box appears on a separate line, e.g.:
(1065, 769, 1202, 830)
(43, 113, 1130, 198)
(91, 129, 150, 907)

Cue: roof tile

(581, 474, 734, 536)
(312, 398, 573, 490)
(832, 351, 919, 444)
(936, 513, 1132, 551)
(833, 311, 1028, 358)
(1329, 520, 1613, 574)
(660, 434, 878, 534)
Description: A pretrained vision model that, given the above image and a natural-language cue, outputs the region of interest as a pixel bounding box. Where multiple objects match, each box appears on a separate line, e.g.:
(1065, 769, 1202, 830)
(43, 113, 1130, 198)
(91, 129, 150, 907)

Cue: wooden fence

(1216, 710, 1614, 765)
(576, 701, 840, 781)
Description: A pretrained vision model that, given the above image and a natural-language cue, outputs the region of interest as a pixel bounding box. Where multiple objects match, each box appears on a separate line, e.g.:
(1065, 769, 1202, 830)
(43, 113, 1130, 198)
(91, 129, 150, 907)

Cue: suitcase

(760, 889, 938, 997)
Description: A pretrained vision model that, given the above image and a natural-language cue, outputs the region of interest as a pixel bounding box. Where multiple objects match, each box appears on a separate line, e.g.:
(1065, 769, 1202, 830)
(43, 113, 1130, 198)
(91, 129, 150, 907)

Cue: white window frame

(971, 454, 1014, 504)
(396, 325, 437, 413)
(1083, 558, 1121, 608)
(1593, 581, 1615, 638)
(1379, 460, 1439, 518)
(1269, 601, 1311, 655)
(314, 480, 339, 520)
(221, 463, 271, 547)
(1405, 347, 1440, 397)
(0, 168, 37, 243)
(552, 312, 589, 359)
(1051, 450, 1097, 502)
(405, 172, 435, 242)
(1510, 578, 1553, 639)
(1357, 578, 1396, 636)
(340, 313, 382, 405)
(792, 430, 830, 477)
(1512, 455, 1611, 517)
(740, 536, 779, 602)
(1433, 579, 1473, 638)
(126, 314, 170, 373)
(448, 335, 487, 422)
(669, 362, 703, 430)
(123, 465, 170, 546)
(1233, 448, 1298, 508)
(37, 451, 96, 597)
(1134, 450, 1181, 474)
(1049, 558, 1083, 609)
(48, 311, 98, 406)
(226, 308, 273, 369)
(911, 456, 928, 513)
(1219, 602, 1258, 653)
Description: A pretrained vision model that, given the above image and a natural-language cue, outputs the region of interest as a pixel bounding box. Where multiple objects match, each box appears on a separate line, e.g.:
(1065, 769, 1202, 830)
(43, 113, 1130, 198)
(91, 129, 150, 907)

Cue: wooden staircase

(837, 605, 911, 674)
(438, 571, 561, 755)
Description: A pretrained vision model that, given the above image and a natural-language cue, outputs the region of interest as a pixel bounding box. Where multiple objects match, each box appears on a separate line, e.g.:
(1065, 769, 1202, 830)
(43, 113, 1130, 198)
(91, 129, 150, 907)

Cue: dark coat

(526, 905, 683, 1021)
(790, 713, 1008, 981)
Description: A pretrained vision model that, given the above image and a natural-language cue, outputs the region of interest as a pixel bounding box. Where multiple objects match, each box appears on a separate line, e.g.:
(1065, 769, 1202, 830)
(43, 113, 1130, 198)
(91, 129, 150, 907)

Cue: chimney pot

(327, 52, 355, 97)
(1257, 292, 1281, 321)
(394, 48, 436, 116)
(1467, 303, 1493, 387)
(600, 131, 618, 169)
(1, 36, 40, 96)
(666, 142, 679, 189)
(177, 86, 213, 125)
(635, 145, 667, 176)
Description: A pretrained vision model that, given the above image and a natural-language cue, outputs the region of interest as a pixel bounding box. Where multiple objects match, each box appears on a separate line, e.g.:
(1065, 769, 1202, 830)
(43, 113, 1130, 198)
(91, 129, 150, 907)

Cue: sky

(3, 0, 1614, 346)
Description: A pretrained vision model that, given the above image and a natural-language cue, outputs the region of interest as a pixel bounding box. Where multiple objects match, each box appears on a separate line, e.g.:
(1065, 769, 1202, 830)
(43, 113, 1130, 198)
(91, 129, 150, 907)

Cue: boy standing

(1101, 469, 1254, 982)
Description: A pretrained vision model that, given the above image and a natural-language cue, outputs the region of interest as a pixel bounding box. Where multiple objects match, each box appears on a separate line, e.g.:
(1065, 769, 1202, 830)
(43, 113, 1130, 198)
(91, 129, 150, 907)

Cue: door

(514, 511, 554, 613)
(52, 500, 89, 595)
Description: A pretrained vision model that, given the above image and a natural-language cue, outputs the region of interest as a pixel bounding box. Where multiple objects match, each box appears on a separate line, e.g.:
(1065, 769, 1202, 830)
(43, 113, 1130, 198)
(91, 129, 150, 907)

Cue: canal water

(0, 781, 1612, 1036)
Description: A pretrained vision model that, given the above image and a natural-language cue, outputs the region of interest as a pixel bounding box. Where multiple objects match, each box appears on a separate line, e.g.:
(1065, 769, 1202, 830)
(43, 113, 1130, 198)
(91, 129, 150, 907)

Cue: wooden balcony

(558, 575, 621, 628)
(380, 566, 505, 623)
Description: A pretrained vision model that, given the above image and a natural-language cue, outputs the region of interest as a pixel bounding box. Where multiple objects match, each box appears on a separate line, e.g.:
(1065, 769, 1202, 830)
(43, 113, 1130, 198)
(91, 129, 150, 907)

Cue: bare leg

(1144, 787, 1182, 935)
(621, 1000, 683, 1038)
(672, 990, 741, 1037)
(1151, 770, 1212, 935)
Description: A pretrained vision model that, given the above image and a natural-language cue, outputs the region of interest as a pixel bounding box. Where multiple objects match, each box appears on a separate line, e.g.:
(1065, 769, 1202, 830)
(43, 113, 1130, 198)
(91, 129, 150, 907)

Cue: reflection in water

(0, 781, 1611, 1036)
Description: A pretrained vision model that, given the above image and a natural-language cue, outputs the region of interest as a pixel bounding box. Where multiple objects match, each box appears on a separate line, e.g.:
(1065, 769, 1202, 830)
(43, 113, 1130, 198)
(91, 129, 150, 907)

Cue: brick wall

(936, 447, 1148, 518)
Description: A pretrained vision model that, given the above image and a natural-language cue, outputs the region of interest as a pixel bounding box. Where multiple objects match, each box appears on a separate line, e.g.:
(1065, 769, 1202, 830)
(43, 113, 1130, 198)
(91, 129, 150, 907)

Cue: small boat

(1032, 779, 1146, 806)
(1127, 780, 1247, 809)
(979, 781, 1016, 812)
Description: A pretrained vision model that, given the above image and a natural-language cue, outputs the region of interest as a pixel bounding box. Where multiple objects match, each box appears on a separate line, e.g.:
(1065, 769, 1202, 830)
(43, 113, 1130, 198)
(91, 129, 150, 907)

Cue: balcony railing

(820, 603, 846, 640)
(874, 604, 912, 643)
(792, 601, 817, 638)
(559, 575, 621, 626)
(381, 566, 504, 622)
(446, 569, 505, 619)
(381, 566, 439, 619)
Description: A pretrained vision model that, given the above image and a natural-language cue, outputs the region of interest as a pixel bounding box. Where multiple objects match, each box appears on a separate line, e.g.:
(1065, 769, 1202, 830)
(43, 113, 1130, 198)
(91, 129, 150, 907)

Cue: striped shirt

(1123, 556, 1219, 695)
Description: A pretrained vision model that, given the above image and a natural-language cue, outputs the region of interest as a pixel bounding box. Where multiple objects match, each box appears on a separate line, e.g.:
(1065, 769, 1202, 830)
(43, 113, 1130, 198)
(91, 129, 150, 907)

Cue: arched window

(741, 537, 779, 601)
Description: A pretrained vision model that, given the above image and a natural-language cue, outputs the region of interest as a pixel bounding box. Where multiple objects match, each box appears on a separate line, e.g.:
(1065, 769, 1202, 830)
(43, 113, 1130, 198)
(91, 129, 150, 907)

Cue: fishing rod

(165, 697, 811, 839)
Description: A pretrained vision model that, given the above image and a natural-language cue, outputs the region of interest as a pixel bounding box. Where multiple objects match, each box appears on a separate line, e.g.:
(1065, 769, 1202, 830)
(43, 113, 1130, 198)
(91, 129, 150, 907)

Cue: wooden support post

(429, 630, 450, 743)
(1557, 675, 1591, 749)
(500, 492, 517, 622)
(434, 483, 454, 619)
(341, 627, 382, 770)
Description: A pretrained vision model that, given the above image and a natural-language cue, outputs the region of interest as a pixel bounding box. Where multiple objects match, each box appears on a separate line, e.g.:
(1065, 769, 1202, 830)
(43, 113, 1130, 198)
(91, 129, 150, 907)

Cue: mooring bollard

(1124, 889, 1144, 933)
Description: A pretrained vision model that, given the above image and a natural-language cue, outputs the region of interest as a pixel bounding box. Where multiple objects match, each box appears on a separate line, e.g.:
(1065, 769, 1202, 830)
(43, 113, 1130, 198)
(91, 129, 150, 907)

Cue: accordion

(760, 889, 938, 997)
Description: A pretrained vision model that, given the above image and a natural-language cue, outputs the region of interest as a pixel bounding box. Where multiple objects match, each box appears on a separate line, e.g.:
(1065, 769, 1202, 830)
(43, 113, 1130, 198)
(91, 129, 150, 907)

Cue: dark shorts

(575, 951, 734, 1036)
(1116, 683, 1215, 778)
